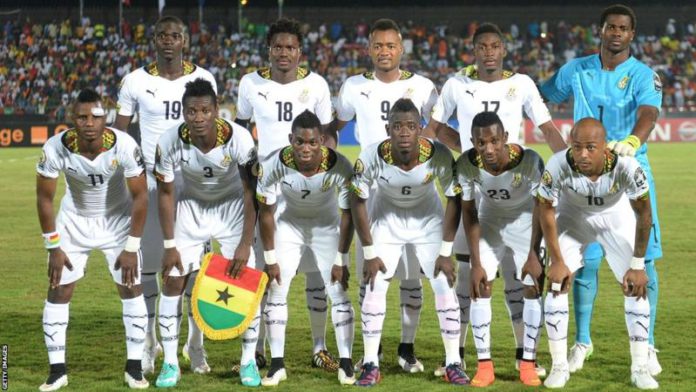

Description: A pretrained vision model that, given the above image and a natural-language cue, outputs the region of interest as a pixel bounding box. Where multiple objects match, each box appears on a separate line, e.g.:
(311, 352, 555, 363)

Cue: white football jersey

(431, 66, 552, 151)
(37, 128, 145, 217)
(116, 61, 217, 169)
(154, 118, 257, 202)
(335, 70, 438, 149)
(236, 68, 333, 161)
(256, 146, 352, 219)
(351, 138, 460, 243)
(538, 149, 650, 214)
(456, 145, 544, 217)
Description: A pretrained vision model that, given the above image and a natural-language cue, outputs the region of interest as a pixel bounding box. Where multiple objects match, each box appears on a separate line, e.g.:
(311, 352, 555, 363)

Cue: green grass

(1, 144, 695, 391)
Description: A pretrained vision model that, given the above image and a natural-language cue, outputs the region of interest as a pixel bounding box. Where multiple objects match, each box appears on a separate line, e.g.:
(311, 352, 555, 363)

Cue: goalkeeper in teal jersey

(541, 3, 663, 378)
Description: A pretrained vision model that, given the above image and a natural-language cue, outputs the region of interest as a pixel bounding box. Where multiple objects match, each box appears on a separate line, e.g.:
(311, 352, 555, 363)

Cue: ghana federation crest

(618, 76, 630, 90)
(191, 253, 268, 340)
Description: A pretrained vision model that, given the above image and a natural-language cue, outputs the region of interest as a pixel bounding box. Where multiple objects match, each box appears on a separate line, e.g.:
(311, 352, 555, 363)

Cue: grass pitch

(0, 144, 695, 391)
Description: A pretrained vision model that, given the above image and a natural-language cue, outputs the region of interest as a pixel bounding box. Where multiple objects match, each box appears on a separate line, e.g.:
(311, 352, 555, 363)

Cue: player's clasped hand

(227, 245, 250, 279)
(522, 251, 544, 296)
(434, 255, 456, 288)
(623, 269, 649, 299)
(265, 263, 281, 285)
(47, 248, 72, 289)
(363, 257, 387, 291)
(161, 248, 184, 284)
(547, 260, 571, 296)
(115, 250, 138, 288)
(469, 264, 489, 299)
(331, 265, 350, 291)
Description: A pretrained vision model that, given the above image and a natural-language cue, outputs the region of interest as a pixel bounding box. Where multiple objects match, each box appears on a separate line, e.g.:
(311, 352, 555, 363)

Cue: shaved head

(570, 117, 606, 145)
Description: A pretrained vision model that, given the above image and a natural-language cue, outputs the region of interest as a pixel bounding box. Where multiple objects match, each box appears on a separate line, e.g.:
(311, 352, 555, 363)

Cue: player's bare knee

(47, 283, 76, 303)
(117, 284, 143, 299)
(162, 275, 187, 296)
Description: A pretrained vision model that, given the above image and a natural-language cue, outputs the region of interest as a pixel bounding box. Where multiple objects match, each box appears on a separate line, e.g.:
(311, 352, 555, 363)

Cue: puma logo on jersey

(180, 157, 190, 165)
(379, 175, 390, 184)
(67, 167, 77, 173)
(146, 89, 157, 98)
(258, 91, 269, 100)
(465, 89, 475, 98)
(360, 91, 371, 99)
(281, 180, 292, 188)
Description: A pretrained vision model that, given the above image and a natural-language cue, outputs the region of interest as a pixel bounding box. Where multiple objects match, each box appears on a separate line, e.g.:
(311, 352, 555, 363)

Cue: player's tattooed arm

(229, 164, 258, 278)
(538, 120, 567, 153)
(538, 196, 571, 295)
(37, 175, 73, 288)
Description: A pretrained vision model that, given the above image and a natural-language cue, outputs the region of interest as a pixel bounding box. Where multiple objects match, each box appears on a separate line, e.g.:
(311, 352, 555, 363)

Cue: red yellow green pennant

(191, 253, 268, 340)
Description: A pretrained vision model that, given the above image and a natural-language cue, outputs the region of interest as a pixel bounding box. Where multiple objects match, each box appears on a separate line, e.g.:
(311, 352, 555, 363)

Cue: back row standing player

(114, 15, 218, 375)
(423, 22, 566, 375)
(541, 4, 663, 376)
(234, 18, 339, 373)
(330, 18, 438, 373)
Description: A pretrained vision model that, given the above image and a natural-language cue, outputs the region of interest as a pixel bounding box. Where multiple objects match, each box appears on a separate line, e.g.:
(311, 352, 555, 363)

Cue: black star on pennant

(216, 286, 234, 306)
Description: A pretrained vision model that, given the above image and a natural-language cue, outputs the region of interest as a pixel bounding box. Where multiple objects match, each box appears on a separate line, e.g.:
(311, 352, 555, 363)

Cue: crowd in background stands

(1, 16, 695, 119)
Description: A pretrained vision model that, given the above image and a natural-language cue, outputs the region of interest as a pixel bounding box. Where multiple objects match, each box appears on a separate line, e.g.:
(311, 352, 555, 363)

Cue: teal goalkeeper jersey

(541, 54, 662, 157)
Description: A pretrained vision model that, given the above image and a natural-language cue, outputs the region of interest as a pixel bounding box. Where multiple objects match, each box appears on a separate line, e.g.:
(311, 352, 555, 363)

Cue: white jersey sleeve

(116, 72, 137, 118)
(153, 125, 180, 184)
(256, 152, 283, 206)
(334, 153, 353, 210)
(432, 141, 459, 197)
(537, 151, 564, 203)
(119, 135, 146, 178)
(313, 76, 333, 125)
(335, 81, 356, 122)
(350, 144, 378, 200)
(37, 138, 63, 179)
(620, 157, 650, 200)
(520, 74, 552, 126)
(236, 74, 254, 121)
(431, 77, 456, 124)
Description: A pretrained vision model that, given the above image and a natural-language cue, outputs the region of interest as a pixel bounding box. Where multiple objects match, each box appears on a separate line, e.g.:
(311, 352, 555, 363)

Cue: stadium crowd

(1, 16, 695, 118)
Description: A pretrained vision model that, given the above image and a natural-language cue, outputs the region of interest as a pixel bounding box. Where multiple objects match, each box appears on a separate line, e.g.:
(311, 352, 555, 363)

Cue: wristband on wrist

(264, 250, 277, 265)
(43, 231, 60, 249)
(363, 245, 376, 260)
(334, 252, 349, 267)
(163, 239, 176, 249)
(124, 236, 141, 252)
(630, 256, 645, 270)
(439, 241, 454, 257)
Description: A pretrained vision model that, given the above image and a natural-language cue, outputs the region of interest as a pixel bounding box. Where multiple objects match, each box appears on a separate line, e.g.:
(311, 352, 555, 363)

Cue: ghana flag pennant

(192, 253, 268, 340)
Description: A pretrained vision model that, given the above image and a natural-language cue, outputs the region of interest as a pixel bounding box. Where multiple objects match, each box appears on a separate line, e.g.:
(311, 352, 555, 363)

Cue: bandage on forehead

(91, 106, 105, 117)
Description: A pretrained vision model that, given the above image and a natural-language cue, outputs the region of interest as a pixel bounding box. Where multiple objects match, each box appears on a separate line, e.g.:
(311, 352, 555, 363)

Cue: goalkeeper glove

(607, 135, 640, 157)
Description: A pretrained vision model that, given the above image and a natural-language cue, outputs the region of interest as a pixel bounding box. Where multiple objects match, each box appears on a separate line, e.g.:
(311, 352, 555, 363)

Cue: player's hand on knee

(161, 248, 183, 284)
(623, 269, 649, 299)
(364, 258, 386, 291)
(522, 252, 543, 295)
(48, 248, 72, 289)
(265, 263, 281, 285)
(434, 255, 456, 288)
(469, 264, 488, 299)
(331, 265, 350, 291)
(547, 261, 571, 296)
(115, 250, 138, 288)
(228, 245, 251, 278)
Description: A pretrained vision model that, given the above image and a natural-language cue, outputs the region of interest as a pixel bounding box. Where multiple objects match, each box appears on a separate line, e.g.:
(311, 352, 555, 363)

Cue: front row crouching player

(256, 110, 356, 386)
(537, 118, 657, 390)
(350, 98, 468, 387)
(455, 112, 545, 387)
(153, 78, 260, 387)
(37, 89, 149, 391)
